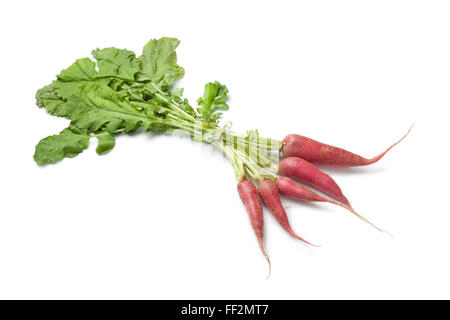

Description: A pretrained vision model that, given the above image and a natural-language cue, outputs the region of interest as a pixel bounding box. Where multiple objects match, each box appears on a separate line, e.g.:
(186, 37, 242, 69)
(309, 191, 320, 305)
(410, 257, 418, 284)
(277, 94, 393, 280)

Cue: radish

(258, 179, 317, 246)
(278, 157, 350, 206)
(237, 179, 271, 278)
(282, 126, 412, 167)
(276, 177, 389, 234)
(276, 176, 343, 203)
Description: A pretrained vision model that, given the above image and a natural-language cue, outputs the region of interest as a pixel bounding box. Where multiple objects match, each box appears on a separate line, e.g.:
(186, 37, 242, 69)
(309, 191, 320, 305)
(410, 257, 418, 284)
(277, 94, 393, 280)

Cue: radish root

(258, 239, 271, 279)
(335, 201, 393, 237)
(366, 124, 414, 165)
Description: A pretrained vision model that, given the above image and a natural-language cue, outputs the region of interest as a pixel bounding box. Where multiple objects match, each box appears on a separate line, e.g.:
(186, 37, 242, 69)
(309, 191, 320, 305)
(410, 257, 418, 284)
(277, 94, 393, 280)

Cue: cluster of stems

(124, 82, 284, 182)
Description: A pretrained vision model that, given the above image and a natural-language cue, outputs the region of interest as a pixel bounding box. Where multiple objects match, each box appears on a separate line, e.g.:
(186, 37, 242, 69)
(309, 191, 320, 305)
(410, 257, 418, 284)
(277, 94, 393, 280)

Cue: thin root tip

(346, 206, 393, 236)
(367, 124, 414, 165)
(289, 229, 320, 247)
(264, 254, 272, 279)
(258, 239, 272, 279)
(299, 238, 321, 248)
(383, 230, 394, 238)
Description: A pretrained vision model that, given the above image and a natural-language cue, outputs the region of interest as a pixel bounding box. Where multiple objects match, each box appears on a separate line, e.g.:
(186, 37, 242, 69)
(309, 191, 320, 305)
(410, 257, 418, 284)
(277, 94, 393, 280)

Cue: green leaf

(37, 79, 164, 134)
(58, 48, 140, 82)
(34, 127, 90, 165)
(36, 46, 143, 125)
(57, 58, 97, 81)
(197, 81, 229, 125)
(36, 83, 78, 118)
(69, 82, 161, 133)
(96, 132, 115, 155)
(91, 47, 140, 81)
(137, 37, 185, 90)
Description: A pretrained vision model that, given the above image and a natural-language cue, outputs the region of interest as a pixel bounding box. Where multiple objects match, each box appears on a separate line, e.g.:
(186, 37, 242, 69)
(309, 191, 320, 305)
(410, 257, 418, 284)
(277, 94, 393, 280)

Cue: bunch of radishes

(234, 128, 411, 277)
(33, 37, 412, 278)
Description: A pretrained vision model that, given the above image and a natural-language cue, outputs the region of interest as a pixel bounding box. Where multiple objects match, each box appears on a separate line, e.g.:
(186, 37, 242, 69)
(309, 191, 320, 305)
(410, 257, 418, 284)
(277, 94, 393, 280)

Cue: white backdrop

(0, 0, 449, 299)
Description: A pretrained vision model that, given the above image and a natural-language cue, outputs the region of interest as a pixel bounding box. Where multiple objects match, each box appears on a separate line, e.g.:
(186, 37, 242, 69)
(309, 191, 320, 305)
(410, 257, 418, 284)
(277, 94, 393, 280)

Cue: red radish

(282, 126, 413, 167)
(237, 179, 271, 278)
(258, 179, 318, 247)
(278, 157, 350, 206)
(276, 176, 339, 203)
(276, 177, 389, 235)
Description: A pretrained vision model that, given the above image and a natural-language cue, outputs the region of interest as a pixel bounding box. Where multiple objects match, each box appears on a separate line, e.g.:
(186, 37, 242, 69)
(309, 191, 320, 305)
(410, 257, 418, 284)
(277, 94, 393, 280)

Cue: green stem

(149, 82, 206, 125)
(134, 84, 281, 181)
(223, 132, 283, 151)
(213, 141, 245, 181)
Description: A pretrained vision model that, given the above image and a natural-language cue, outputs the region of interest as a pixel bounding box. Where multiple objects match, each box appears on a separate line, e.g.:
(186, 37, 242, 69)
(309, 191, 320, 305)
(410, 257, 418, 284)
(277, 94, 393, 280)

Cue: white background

(0, 0, 449, 299)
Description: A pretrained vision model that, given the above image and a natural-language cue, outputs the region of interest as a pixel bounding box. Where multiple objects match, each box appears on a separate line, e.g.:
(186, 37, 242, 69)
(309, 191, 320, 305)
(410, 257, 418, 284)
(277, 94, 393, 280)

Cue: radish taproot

(237, 179, 271, 278)
(258, 179, 317, 247)
(278, 157, 350, 206)
(276, 176, 343, 203)
(282, 126, 413, 167)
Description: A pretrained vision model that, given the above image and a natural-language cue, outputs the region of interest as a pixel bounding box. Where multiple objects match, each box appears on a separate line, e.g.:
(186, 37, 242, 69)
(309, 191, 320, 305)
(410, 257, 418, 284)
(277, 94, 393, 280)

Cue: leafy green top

(34, 37, 229, 165)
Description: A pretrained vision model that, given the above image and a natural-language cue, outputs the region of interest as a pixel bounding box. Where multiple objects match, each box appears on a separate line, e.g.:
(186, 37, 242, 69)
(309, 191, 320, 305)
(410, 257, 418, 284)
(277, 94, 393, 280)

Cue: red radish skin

(276, 177, 390, 235)
(258, 179, 318, 247)
(278, 157, 350, 206)
(237, 179, 271, 278)
(276, 176, 336, 203)
(282, 126, 413, 167)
